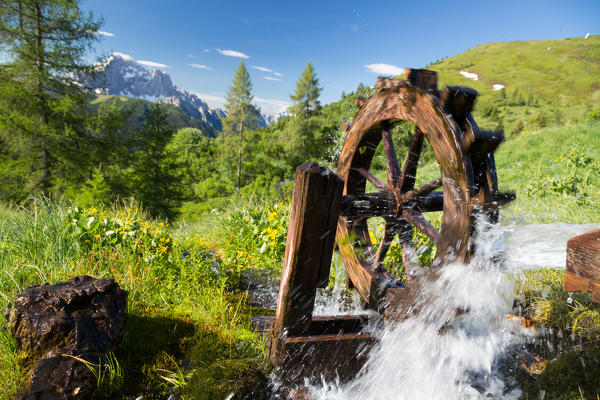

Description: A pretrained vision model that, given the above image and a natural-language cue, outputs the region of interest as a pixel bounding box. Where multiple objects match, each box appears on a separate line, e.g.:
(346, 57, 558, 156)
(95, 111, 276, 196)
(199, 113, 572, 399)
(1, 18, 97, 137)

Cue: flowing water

(302, 221, 599, 399)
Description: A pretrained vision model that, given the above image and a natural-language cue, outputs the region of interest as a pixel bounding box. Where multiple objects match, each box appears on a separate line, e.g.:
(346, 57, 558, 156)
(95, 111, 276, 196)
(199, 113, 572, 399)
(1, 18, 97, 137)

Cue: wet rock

(4, 275, 128, 400)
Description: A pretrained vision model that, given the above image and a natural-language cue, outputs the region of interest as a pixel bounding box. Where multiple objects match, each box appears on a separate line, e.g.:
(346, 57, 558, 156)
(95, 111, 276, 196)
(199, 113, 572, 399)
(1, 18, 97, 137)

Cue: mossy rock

(184, 358, 272, 400)
(519, 347, 600, 399)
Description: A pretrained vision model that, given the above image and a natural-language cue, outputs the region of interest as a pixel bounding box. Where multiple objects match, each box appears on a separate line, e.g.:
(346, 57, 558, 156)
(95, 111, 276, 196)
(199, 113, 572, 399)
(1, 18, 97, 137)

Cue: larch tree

(221, 60, 260, 192)
(0, 0, 102, 197)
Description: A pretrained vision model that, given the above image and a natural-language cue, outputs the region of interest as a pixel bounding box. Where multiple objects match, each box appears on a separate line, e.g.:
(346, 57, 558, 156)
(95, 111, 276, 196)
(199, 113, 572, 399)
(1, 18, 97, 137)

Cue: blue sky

(87, 0, 598, 114)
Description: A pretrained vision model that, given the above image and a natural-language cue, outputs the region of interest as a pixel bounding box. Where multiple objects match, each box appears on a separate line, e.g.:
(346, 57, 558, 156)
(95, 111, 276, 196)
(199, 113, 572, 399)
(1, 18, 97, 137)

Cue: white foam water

(305, 221, 599, 399)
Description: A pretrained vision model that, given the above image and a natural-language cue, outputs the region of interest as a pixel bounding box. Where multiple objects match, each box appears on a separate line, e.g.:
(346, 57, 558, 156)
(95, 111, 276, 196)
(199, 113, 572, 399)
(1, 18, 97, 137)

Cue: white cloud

(252, 66, 273, 73)
(265, 76, 280, 81)
(194, 92, 289, 114)
(189, 63, 211, 70)
(273, 72, 283, 77)
(193, 93, 227, 109)
(364, 63, 404, 75)
(203, 49, 210, 53)
(255, 96, 290, 114)
(97, 31, 115, 37)
(186, 54, 197, 59)
(217, 49, 249, 59)
(137, 60, 171, 68)
(112, 52, 134, 61)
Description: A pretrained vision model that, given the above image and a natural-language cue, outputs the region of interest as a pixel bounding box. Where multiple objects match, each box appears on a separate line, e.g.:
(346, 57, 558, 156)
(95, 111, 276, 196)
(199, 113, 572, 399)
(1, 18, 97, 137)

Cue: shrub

(215, 201, 289, 275)
(65, 205, 175, 265)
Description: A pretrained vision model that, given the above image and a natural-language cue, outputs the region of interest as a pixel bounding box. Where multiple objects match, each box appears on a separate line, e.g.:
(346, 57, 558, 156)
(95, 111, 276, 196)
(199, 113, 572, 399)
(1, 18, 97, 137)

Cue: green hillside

(495, 121, 600, 223)
(91, 94, 217, 137)
(427, 36, 600, 132)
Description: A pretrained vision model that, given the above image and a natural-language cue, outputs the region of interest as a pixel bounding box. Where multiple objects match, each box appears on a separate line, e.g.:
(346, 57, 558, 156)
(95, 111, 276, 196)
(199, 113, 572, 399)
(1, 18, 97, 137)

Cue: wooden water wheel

(336, 69, 514, 310)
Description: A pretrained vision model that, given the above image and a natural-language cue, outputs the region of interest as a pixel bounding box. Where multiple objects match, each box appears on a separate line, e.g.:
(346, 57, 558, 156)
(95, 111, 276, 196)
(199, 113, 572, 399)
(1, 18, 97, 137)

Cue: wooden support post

(267, 162, 375, 387)
(270, 162, 343, 339)
(564, 228, 600, 303)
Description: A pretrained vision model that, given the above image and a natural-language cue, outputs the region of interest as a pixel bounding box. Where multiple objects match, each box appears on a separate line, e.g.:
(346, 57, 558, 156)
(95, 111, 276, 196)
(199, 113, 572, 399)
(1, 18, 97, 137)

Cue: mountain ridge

(81, 53, 284, 131)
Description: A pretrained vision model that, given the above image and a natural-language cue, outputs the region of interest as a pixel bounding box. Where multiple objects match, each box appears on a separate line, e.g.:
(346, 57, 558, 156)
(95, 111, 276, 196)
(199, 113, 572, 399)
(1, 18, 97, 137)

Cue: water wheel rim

(336, 85, 472, 306)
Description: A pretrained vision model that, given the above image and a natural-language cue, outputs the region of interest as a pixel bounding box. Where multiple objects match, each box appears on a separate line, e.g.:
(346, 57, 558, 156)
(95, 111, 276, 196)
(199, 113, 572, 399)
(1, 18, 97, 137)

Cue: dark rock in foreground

(4, 275, 127, 400)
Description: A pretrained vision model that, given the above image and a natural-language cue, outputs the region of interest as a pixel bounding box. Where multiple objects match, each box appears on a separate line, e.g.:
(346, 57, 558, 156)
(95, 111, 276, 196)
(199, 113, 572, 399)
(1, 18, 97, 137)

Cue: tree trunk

(236, 121, 243, 193)
(34, 1, 51, 195)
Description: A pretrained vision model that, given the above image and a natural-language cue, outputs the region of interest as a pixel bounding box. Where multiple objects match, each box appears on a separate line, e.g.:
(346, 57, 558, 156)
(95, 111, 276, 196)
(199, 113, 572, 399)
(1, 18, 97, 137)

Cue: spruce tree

(0, 0, 102, 197)
(131, 104, 183, 220)
(290, 62, 321, 117)
(221, 60, 260, 192)
(286, 62, 323, 166)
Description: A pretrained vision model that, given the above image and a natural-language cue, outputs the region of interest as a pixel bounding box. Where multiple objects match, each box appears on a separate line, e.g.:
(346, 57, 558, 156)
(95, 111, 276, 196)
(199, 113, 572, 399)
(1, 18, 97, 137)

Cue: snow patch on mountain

(459, 70, 479, 80)
(82, 53, 226, 130)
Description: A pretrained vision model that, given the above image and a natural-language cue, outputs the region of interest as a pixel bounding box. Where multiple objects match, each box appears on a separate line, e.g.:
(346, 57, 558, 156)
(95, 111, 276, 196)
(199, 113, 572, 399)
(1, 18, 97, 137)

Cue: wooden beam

(564, 229, 600, 303)
(270, 163, 344, 340)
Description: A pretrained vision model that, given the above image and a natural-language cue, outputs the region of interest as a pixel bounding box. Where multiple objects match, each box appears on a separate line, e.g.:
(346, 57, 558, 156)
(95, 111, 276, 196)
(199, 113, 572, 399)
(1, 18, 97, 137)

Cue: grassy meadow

(1, 120, 599, 399)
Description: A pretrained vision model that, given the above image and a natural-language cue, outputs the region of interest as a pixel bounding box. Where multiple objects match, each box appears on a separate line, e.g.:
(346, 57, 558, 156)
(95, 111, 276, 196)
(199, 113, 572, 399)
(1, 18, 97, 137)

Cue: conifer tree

(290, 62, 321, 118)
(0, 0, 102, 197)
(286, 62, 323, 166)
(221, 60, 260, 192)
(130, 104, 183, 220)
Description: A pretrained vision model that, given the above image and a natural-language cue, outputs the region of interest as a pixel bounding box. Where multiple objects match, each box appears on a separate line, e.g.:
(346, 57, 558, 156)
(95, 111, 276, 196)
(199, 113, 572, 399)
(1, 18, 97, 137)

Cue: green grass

(495, 121, 600, 223)
(514, 269, 600, 400)
(0, 200, 267, 400)
(430, 36, 600, 106)
(425, 36, 600, 134)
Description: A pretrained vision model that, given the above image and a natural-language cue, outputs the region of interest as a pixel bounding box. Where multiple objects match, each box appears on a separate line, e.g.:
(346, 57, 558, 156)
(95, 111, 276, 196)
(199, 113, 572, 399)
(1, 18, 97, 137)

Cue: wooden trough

(563, 229, 600, 303)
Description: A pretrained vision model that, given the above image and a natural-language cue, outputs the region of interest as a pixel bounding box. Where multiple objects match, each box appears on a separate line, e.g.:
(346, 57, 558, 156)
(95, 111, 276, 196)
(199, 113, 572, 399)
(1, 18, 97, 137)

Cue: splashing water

(305, 221, 600, 399)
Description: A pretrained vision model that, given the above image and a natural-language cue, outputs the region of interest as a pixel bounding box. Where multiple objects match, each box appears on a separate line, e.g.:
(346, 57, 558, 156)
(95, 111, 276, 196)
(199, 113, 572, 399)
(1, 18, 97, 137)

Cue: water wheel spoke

(402, 209, 440, 244)
(413, 191, 443, 212)
(374, 221, 397, 269)
(341, 191, 396, 218)
(402, 178, 443, 202)
(399, 128, 424, 192)
(382, 124, 401, 187)
(398, 222, 415, 286)
(358, 167, 386, 190)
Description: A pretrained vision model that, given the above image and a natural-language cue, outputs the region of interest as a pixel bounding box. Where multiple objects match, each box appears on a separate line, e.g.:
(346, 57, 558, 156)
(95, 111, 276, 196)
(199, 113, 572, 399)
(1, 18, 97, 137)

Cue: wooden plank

(564, 229, 600, 304)
(276, 333, 375, 386)
(404, 68, 438, 90)
(566, 229, 600, 282)
(269, 162, 343, 352)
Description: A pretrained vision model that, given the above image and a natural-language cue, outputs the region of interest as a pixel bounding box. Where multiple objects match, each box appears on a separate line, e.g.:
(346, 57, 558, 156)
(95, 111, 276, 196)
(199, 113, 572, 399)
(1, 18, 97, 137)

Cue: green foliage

(587, 109, 600, 121)
(431, 36, 600, 133)
(129, 104, 184, 220)
(65, 205, 176, 266)
(213, 201, 289, 275)
(74, 167, 113, 208)
(0, 0, 102, 196)
(0, 199, 264, 399)
(496, 121, 600, 223)
(67, 352, 124, 398)
(221, 60, 261, 192)
(290, 61, 321, 117)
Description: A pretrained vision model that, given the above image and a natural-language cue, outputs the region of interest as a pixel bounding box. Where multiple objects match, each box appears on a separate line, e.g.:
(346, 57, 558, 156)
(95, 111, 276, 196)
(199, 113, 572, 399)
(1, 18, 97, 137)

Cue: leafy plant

(65, 203, 175, 265)
(215, 201, 289, 275)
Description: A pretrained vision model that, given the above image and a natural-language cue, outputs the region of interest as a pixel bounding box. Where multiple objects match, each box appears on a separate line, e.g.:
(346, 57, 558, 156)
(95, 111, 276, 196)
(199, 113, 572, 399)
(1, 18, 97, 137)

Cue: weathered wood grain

(271, 162, 343, 340)
(564, 229, 600, 303)
(336, 69, 511, 310)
